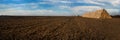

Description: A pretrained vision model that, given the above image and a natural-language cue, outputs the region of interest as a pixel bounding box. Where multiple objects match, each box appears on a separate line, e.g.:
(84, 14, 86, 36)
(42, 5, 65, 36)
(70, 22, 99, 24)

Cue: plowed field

(0, 16, 120, 40)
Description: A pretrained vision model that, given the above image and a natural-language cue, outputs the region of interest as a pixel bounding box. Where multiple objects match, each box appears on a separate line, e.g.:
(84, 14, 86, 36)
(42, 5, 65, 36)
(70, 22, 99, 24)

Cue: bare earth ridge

(0, 16, 120, 40)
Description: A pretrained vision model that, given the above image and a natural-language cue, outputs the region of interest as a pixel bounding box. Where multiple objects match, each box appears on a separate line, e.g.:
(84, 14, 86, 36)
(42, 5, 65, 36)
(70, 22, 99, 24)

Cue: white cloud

(0, 8, 55, 16)
(0, 4, 12, 9)
(96, 0, 120, 7)
(39, 2, 49, 4)
(59, 1, 72, 3)
(106, 9, 120, 15)
(0, 0, 120, 16)
(59, 6, 70, 9)
(76, 0, 120, 8)
(83, 0, 106, 6)
(70, 6, 120, 15)
(0, 3, 39, 10)
(71, 6, 102, 15)
(46, 0, 73, 3)
(0, 8, 72, 16)
(111, 0, 120, 6)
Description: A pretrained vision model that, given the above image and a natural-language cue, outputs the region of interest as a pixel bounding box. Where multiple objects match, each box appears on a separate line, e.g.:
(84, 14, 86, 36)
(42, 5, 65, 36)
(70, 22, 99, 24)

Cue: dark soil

(0, 16, 120, 40)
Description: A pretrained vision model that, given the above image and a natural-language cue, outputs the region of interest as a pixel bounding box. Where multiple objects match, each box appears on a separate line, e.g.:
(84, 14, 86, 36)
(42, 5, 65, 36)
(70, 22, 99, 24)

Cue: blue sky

(0, 0, 120, 16)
